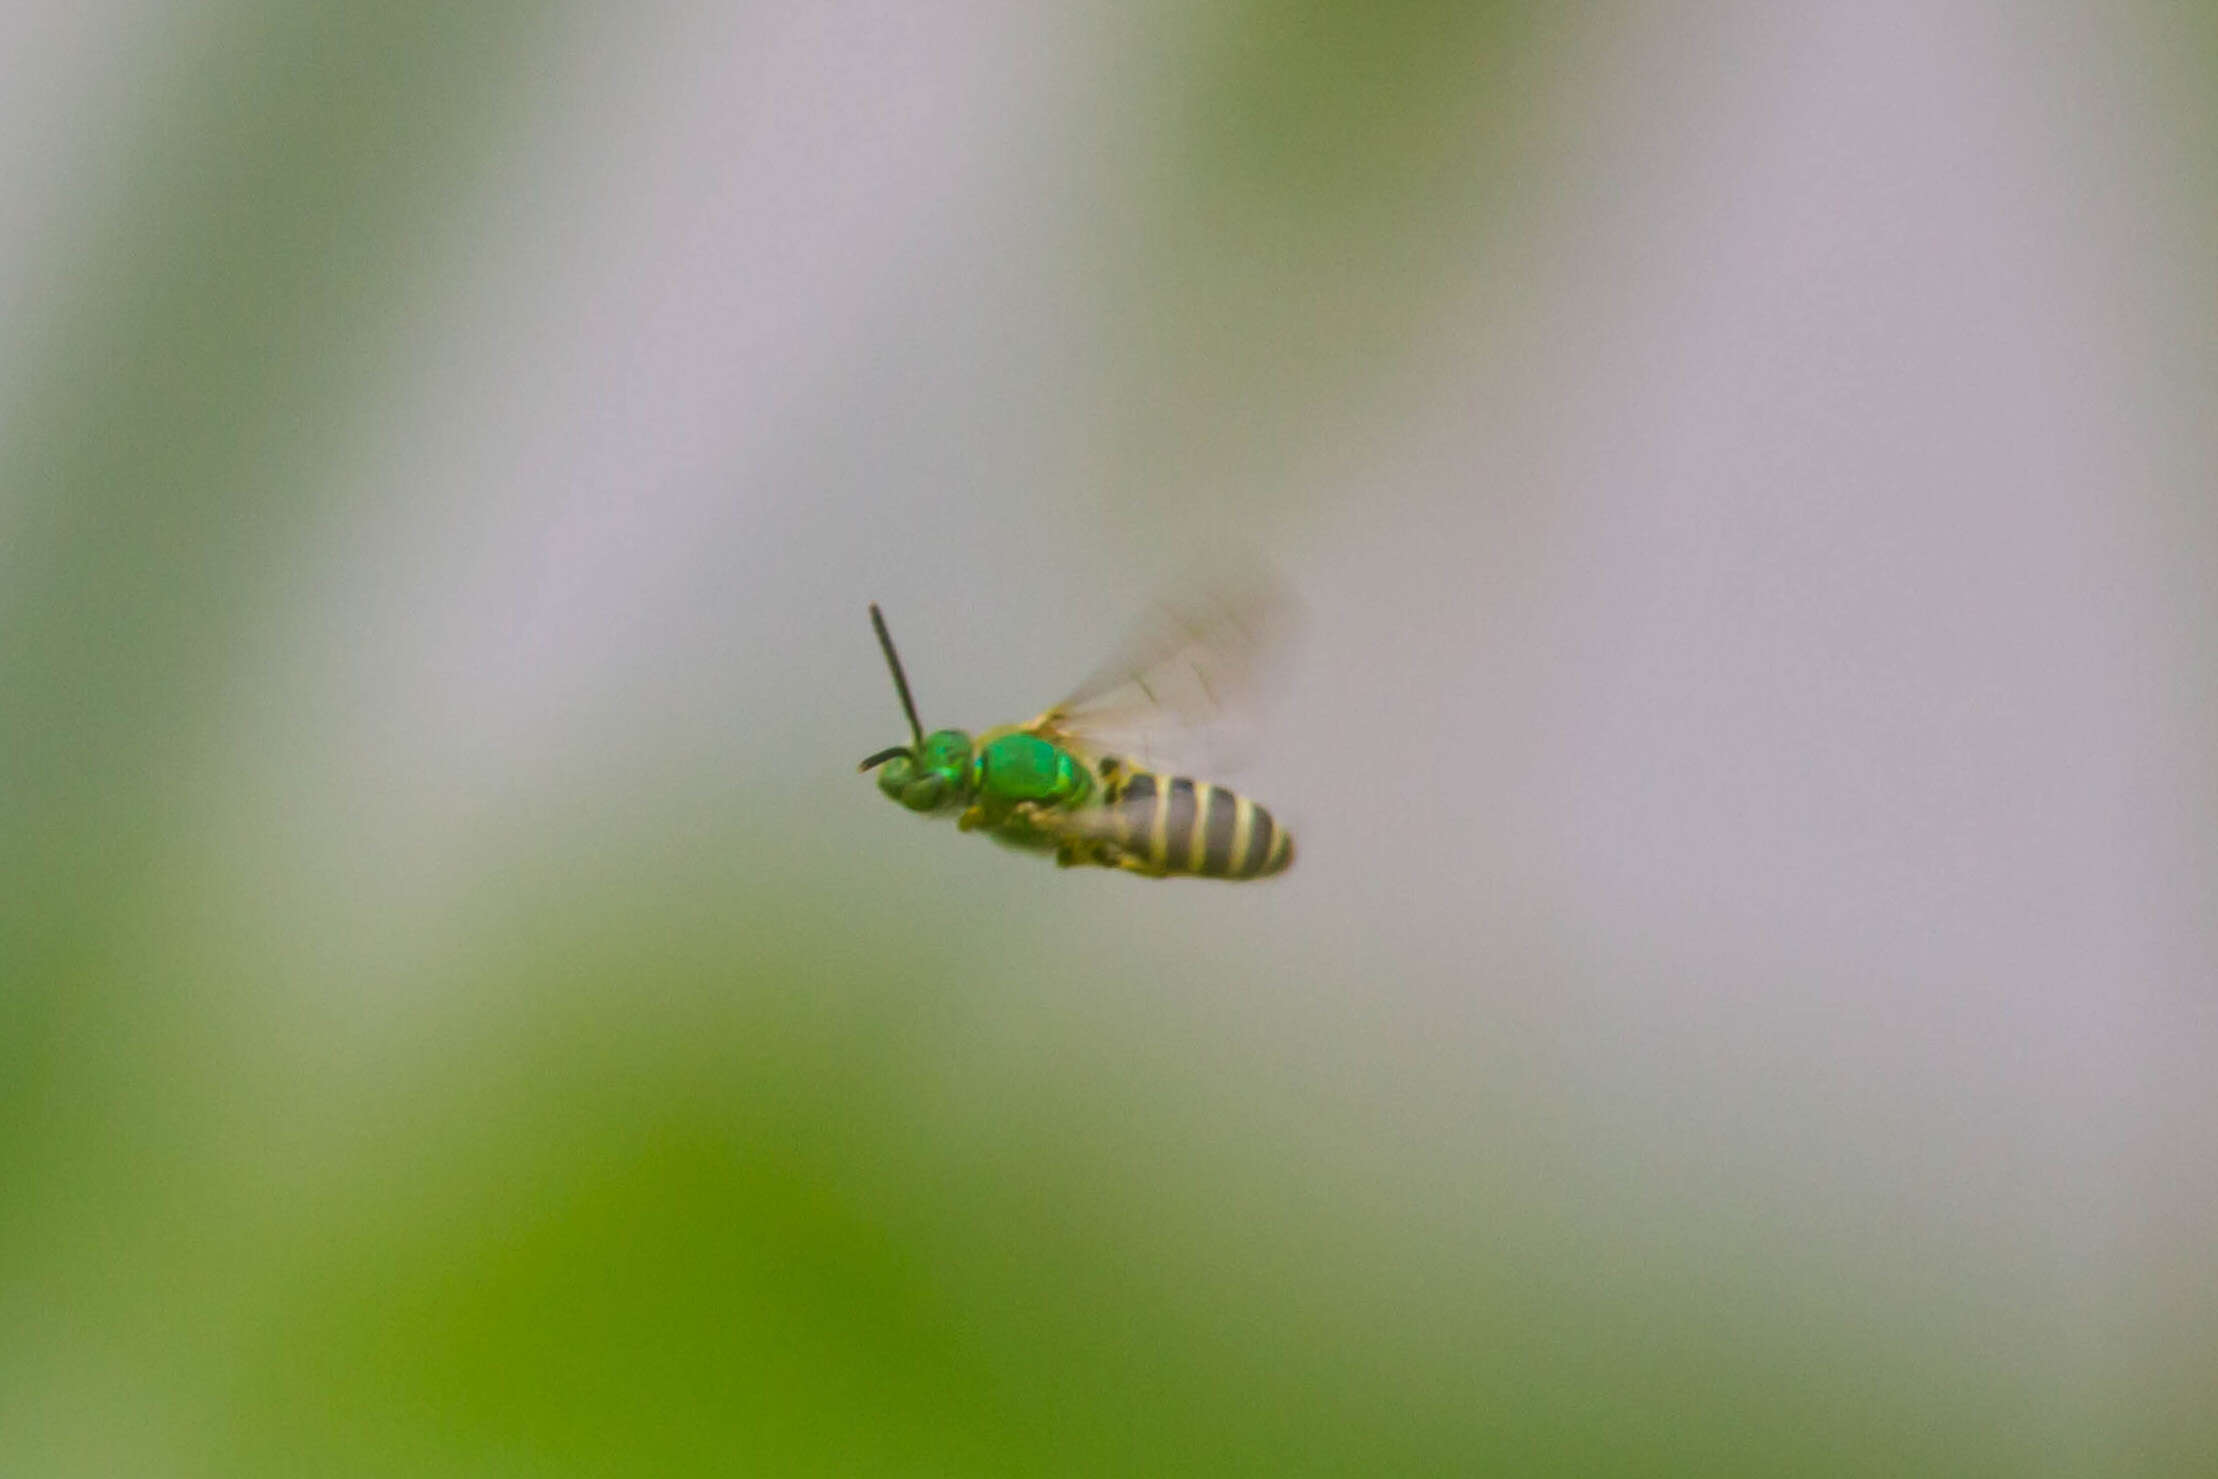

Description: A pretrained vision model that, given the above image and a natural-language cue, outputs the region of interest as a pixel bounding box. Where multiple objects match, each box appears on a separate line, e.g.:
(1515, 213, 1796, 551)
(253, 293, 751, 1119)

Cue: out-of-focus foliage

(1107, 1, 1550, 522)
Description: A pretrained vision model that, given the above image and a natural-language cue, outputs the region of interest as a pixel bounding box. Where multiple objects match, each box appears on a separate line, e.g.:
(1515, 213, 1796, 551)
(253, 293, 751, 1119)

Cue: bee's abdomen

(1112, 771, 1292, 880)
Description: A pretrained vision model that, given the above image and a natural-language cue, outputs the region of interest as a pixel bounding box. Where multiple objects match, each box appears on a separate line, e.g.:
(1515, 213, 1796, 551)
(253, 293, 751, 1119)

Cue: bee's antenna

(867, 602, 926, 756)
(857, 744, 910, 772)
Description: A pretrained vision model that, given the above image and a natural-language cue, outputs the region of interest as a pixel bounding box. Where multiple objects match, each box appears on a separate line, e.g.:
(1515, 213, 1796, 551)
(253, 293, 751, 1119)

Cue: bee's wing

(1027, 563, 1298, 776)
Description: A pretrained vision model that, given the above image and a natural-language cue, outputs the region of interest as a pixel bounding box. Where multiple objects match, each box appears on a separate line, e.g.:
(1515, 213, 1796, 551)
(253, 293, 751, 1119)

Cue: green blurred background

(5, 3, 2215, 1474)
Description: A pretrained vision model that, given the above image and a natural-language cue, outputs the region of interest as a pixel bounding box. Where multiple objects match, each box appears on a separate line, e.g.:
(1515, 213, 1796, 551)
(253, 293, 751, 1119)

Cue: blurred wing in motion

(1027, 561, 1299, 776)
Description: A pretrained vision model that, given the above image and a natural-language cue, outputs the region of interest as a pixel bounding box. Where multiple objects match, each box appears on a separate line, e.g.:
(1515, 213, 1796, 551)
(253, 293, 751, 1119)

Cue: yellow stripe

(1148, 774, 1171, 866)
(1215, 798, 1250, 878)
(1182, 781, 1210, 873)
(1241, 805, 1276, 877)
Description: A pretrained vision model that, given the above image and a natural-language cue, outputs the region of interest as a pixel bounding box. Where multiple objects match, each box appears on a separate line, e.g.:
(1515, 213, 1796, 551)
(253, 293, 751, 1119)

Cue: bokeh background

(5, 3, 2215, 1474)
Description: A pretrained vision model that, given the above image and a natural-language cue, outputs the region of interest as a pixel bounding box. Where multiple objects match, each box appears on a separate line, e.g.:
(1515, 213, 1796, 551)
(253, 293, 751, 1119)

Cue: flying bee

(858, 579, 1296, 880)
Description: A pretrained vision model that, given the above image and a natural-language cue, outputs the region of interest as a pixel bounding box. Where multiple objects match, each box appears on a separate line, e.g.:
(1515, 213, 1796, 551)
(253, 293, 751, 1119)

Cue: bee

(858, 579, 1296, 880)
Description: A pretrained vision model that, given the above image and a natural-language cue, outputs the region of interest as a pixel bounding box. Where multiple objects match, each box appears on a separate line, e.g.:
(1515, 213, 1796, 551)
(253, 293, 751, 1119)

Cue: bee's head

(861, 727, 975, 813)
(858, 604, 972, 813)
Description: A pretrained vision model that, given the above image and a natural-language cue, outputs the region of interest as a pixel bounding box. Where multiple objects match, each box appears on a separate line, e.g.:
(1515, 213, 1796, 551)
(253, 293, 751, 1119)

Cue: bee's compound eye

(900, 774, 948, 811)
(918, 729, 974, 769)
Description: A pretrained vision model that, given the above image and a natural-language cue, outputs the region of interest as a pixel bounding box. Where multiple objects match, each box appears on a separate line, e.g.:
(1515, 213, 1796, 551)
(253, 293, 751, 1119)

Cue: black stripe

(1164, 778, 1198, 872)
(1118, 772, 1157, 850)
(1240, 806, 1277, 878)
(1202, 788, 1239, 876)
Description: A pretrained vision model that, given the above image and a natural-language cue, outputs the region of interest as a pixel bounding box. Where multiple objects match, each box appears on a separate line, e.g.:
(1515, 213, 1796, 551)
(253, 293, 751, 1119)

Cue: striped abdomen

(1107, 771, 1293, 880)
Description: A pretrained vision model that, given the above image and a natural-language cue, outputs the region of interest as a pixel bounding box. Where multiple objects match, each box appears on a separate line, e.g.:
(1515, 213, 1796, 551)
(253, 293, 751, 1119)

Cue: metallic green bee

(859, 586, 1295, 881)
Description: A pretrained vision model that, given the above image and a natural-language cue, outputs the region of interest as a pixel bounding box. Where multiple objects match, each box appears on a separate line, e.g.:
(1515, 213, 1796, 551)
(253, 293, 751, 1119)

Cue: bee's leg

(1109, 848, 1169, 879)
(1078, 840, 1150, 877)
(957, 804, 988, 832)
(1012, 803, 1083, 862)
(1005, 801, 1060, 835)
